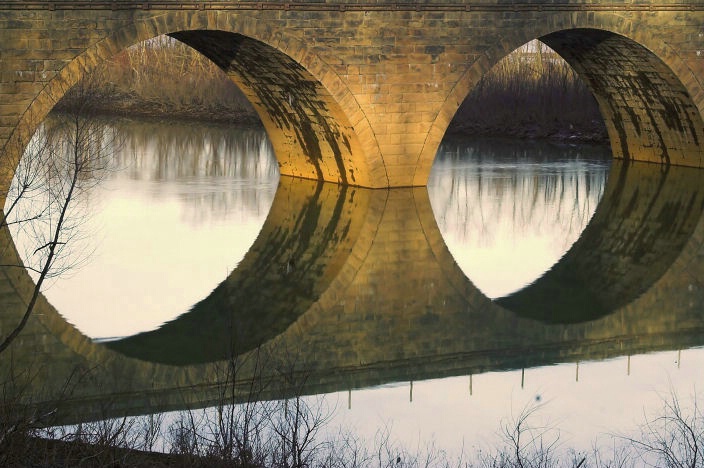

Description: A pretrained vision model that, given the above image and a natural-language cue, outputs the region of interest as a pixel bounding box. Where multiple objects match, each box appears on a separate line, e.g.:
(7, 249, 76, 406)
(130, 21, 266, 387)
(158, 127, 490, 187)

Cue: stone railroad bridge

(0, 1, 702, 189)
(3, 160, 704, 424)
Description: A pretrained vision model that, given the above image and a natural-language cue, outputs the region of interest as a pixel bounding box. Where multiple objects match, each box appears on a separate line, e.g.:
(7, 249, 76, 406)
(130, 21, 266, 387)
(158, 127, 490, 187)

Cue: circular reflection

(428, 136, 611, 299)
(5, 116, 278, 339)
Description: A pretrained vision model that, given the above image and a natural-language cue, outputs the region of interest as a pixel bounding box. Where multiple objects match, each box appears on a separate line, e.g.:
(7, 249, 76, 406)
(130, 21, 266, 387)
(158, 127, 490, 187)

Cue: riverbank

(56, 94, 609, 144)
(445, 118, 608, 143)
(54, 92, 263, 127)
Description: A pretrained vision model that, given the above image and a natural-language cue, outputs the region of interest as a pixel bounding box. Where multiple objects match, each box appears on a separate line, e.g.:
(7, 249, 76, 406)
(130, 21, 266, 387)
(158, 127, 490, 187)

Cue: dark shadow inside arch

(168, 30, 369, 186)
(496, 159, 704, 323)
(540, 28, 704, 168)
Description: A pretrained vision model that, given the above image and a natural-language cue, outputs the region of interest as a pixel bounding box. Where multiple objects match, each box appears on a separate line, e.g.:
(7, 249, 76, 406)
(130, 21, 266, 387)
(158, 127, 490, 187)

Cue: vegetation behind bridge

(56, 37, 607, 142)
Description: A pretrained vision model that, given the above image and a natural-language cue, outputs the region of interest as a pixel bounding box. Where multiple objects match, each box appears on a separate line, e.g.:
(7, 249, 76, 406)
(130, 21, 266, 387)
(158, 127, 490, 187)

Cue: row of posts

(346, 349, 683, 409)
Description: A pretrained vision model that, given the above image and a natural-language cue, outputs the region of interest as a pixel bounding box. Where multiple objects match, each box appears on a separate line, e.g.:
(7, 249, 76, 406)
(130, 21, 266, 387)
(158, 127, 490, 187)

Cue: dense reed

(57, 37, 607, 140)
(448, 40, 607, 141)
(56, 36, 257, 124)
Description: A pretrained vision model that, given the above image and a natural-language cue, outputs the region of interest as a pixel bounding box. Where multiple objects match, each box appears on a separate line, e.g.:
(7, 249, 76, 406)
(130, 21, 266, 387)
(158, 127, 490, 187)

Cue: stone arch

(6, 11, 387, 189)
(542, 29, 703, 167)
(415, 13, 704, 186)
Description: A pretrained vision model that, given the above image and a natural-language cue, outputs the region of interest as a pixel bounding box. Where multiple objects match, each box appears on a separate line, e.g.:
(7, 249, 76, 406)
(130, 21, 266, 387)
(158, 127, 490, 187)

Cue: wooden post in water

(521, 368, 525, 389)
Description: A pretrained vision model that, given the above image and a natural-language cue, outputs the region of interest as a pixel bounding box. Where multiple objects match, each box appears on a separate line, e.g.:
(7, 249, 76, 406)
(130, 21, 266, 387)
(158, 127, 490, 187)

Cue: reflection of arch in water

(264, 161, 704, 393)
(3, 162, 704, 424)
(496, 161, 704, 323)
(105, 157, 704, 368)
(0, 174, 384, 420)
(105, 177, 373, 365)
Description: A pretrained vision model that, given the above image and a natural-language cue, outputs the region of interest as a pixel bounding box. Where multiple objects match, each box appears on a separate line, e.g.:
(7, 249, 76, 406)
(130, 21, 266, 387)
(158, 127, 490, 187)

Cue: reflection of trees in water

(113, 120, 276, 181)
(428, 138, 610, 249)
(42, 115, 280, 227)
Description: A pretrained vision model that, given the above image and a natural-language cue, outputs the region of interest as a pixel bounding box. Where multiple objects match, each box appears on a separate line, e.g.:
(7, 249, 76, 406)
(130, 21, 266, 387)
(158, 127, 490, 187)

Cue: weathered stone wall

(0, 2, 701, 188)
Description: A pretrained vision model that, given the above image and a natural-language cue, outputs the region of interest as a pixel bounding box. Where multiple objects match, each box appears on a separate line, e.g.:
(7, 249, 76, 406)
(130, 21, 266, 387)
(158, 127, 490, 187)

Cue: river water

(5, 117, 704, 460)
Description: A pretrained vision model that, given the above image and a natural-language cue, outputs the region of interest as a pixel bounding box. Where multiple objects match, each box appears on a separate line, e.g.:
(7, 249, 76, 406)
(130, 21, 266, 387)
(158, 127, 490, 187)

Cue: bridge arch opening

(2, 30, 384, 356)
(446, 29, 702, 167)
(421, 28, 704, 187)
(429, 37, 611, 303)
(0, 21, 389, 365)
(0, 23, 387, 345)
(428, 29, 704, 322)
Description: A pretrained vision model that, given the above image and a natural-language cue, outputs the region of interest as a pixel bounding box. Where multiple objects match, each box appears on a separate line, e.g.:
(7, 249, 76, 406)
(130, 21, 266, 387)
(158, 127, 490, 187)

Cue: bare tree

(625, 391, 704, 468)
(197, 349, 273, 466)
(0, 75, 119, 354)
(475, 399, 563, 468)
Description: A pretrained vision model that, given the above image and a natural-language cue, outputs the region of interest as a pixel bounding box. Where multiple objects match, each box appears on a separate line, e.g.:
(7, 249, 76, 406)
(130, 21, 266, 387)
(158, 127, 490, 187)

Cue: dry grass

(56, 37, 606, 141)
(448, 40, 607, 142)
(56, 36, 257, 124)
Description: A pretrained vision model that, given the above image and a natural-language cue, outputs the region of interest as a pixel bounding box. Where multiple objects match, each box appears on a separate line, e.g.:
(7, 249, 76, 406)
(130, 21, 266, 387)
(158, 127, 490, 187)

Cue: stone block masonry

(0, 2, 701, 190)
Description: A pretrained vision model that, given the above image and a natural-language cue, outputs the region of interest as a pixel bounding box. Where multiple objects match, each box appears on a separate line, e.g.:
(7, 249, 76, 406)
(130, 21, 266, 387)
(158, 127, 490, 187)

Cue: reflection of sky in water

(428, 137, 611, 298)
(10, 120, 279, 339)
(328, 347, 704, 455)
(145, 347, 702, 457)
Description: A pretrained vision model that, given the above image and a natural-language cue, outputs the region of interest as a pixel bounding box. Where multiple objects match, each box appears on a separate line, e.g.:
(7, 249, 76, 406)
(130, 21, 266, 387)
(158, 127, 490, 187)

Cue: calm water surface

(34, 120, 279, 338)
(429, 137, 610, 298)
(6, 118, 704, 455)
(37, 125, 612, 338)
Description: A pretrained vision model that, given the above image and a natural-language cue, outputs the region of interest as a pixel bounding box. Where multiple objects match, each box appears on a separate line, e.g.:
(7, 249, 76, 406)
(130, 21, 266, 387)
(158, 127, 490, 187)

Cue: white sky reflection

(428, 139, 611, 298)
(8, 120, 279, 339)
